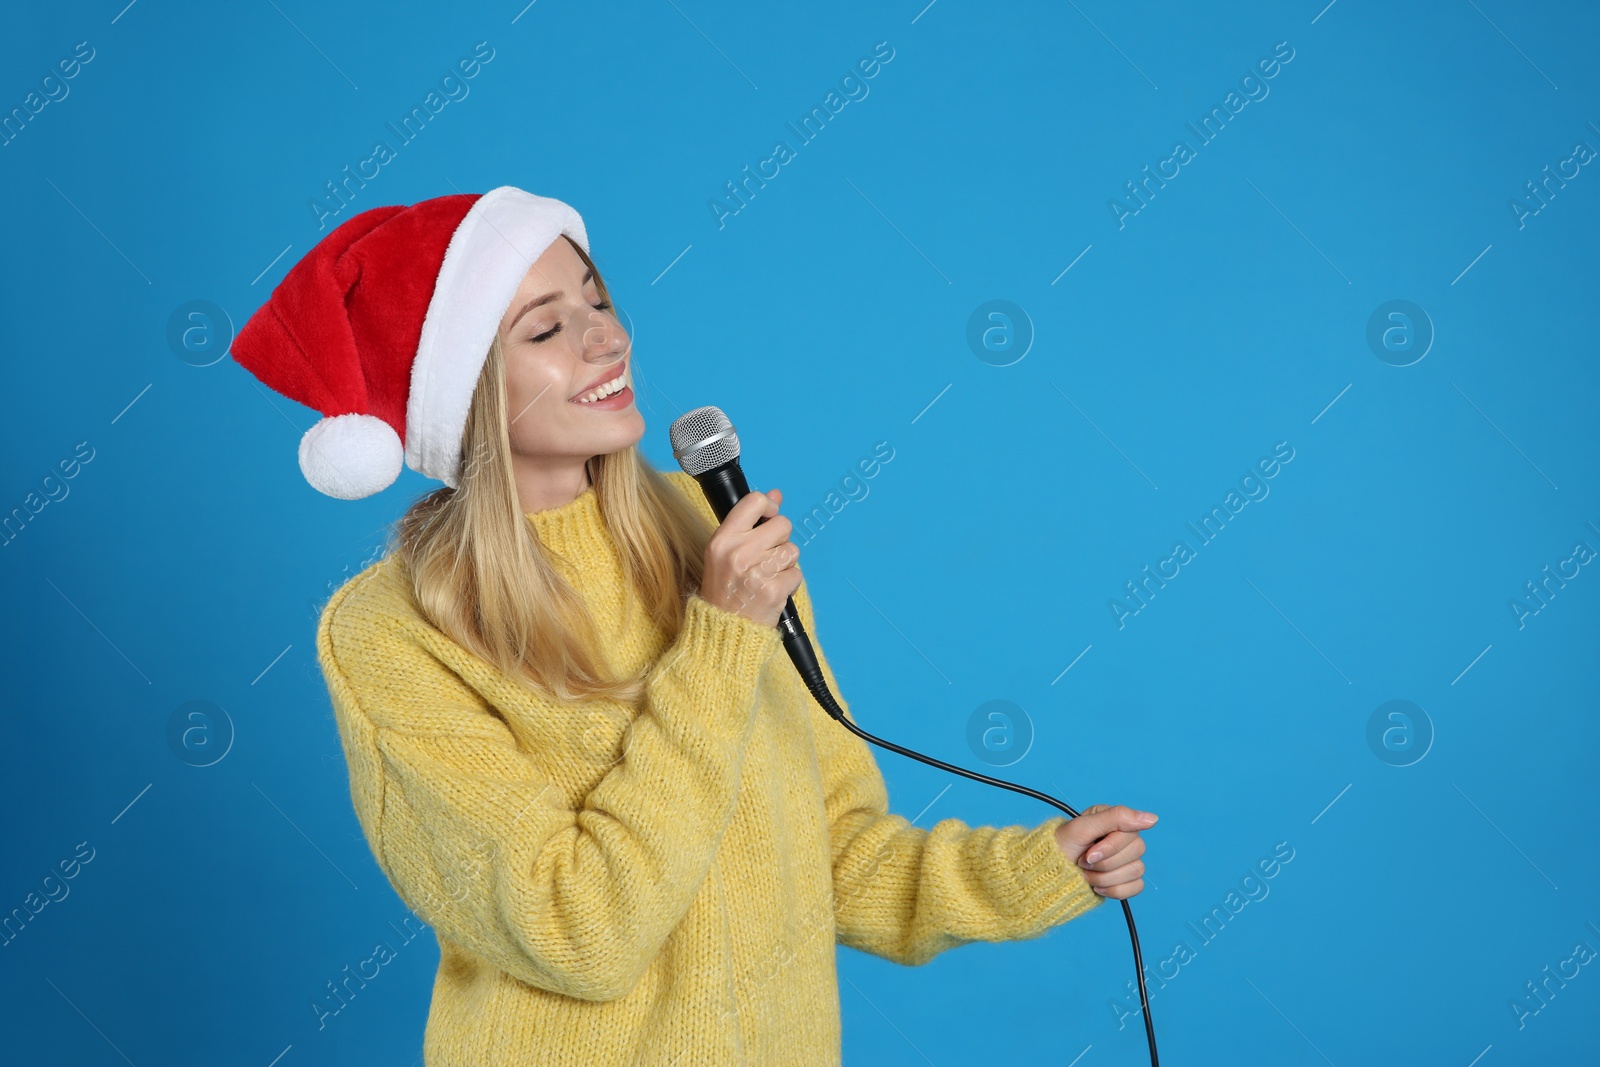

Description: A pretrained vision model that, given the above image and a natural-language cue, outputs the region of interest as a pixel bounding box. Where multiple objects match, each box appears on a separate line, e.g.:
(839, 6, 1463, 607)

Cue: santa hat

(231, 185, 589, 499)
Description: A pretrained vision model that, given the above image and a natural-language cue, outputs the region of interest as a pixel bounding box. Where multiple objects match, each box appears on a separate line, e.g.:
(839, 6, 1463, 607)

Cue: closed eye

(531, 300, 613, 344)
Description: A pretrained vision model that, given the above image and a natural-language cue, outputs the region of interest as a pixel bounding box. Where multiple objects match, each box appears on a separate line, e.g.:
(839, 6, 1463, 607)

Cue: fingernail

(1085, 850, 1103, 864)
(1138, 812, 1158, 824)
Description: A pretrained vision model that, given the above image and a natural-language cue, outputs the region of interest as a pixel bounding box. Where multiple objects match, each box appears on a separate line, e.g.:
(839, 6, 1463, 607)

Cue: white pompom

(298, 413, 404, 500)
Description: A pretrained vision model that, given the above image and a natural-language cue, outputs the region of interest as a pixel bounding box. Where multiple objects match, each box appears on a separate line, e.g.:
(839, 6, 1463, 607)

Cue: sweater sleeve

(791, 579, 1104, 966)
(317, 581, 783, 1002)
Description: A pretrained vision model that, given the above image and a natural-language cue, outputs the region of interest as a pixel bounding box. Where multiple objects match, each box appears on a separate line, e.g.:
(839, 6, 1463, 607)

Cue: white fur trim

(406, 187, 589, 488)
(299, 413, 404, 500)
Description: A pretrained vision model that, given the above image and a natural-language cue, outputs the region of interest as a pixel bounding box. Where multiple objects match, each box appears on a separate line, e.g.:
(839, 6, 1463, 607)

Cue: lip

(569, 358, 629, 402)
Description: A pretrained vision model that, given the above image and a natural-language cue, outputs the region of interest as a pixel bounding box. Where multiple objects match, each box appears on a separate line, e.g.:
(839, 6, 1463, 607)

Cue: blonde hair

(390, 240, 712, 704)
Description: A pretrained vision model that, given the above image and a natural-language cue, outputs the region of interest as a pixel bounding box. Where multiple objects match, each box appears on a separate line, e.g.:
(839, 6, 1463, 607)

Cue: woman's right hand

(701, 487, 803, 628)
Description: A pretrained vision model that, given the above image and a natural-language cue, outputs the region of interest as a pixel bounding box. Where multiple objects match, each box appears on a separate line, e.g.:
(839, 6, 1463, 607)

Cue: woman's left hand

(1053, 803, 1155, 900)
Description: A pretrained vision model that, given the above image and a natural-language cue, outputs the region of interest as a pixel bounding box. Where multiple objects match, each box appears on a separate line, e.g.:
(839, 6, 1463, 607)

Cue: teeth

(576, 371, 629, 403)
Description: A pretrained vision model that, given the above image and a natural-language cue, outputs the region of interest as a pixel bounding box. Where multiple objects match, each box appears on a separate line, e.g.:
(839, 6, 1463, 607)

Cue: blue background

(3, 1, 1597, 1064)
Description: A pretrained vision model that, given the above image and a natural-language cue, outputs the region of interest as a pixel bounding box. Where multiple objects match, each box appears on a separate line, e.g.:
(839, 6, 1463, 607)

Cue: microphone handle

(690, 461, 831, 707)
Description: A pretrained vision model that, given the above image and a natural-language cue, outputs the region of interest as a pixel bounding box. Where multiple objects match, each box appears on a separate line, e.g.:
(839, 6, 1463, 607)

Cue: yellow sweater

(315, 469, 1103, 1065)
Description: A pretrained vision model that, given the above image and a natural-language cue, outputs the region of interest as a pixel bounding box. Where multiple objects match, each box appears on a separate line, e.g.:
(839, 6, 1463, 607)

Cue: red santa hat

(231, 185, 589, 499)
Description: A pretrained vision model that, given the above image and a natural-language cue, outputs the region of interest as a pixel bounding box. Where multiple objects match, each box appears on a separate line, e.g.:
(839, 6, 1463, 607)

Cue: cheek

(504, 358, 570, 438)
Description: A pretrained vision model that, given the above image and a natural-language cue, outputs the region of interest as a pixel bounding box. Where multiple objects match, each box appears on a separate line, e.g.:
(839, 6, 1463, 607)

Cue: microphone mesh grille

(670, 406, 741, 475)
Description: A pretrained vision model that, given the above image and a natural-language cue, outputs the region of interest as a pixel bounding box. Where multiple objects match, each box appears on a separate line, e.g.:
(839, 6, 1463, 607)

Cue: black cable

(666, 410, 1159, 1063)
(795, 650, 1160, 1067)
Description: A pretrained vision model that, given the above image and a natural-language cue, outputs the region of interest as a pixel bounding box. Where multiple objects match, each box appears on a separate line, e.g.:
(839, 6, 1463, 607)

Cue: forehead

(514, 236, 588, 297)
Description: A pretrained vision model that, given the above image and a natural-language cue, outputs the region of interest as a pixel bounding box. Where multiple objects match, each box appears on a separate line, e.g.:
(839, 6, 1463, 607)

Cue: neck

(513, 456, 594, 514)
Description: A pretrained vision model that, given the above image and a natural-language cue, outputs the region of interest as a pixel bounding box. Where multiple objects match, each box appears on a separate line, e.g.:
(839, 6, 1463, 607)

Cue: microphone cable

(671, 406, 1160, 1067)
(788, 647, 1159, 1067)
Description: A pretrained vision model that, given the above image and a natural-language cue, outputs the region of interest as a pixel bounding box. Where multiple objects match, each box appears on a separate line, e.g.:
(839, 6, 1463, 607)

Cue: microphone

(669, 405, 833, 712)
(669, 404, 1163, 1067)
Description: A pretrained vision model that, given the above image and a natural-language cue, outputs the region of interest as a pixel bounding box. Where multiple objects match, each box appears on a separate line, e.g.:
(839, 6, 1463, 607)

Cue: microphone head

(671, 406, 741, 476)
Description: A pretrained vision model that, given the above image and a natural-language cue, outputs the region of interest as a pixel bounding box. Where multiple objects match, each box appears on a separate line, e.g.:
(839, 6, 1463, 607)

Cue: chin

(597, 412, 647, 451)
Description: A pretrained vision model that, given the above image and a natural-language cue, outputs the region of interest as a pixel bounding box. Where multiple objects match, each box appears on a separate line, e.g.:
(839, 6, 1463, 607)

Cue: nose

(569, 303, 627, 365)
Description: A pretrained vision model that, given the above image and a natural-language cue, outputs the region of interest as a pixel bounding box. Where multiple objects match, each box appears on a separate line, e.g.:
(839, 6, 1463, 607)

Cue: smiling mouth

(570, 365, 631, 404)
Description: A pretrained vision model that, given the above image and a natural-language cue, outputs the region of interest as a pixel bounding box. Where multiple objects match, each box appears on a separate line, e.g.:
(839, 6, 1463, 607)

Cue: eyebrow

(508, 267, 595, 332)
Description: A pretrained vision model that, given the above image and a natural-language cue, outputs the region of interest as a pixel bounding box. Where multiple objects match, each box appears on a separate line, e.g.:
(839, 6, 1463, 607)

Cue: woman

(232, 186, 1156, 1065)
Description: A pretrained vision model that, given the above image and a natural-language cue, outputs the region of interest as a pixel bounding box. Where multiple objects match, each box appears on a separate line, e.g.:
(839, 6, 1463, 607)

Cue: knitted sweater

(315, 469, 1103, 1066)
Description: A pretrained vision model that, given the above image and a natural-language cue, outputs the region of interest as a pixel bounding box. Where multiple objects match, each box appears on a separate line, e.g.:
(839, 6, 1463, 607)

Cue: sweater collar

(524, 481, 643, 656)
(526, 481, 607, 556)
